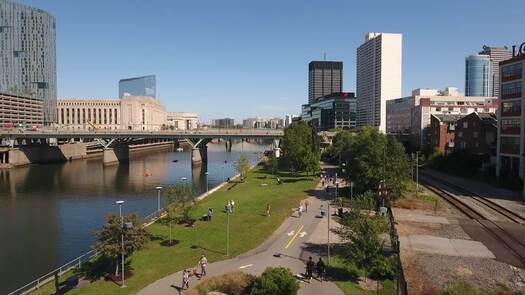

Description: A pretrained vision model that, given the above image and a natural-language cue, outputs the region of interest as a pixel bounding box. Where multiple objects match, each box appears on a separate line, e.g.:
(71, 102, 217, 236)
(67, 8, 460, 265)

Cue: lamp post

(205, 171, 209, 192)
(155, 186, 162, 218)
(115, 200, 125, 288)
(226, 201, 230, 256)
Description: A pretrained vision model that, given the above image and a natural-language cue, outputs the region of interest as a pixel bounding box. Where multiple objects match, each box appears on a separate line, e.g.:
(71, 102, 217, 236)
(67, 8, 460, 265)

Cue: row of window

(501, 63, 522, 82)
(59, 108, 118, 125)
(501, 100, 521, 116)
(501, 81, 522, 99)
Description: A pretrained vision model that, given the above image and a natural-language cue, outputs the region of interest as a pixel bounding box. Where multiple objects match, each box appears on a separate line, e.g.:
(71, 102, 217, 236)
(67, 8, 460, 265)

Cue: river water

(0, 141, 269, 293)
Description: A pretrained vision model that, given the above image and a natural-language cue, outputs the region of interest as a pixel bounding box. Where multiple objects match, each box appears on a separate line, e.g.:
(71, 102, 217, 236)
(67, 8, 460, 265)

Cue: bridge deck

(0, 129, 284, 140)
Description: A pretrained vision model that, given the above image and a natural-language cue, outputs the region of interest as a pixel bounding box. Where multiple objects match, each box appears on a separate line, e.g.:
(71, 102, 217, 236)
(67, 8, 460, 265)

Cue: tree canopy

(279, 122, 320, 174)
(338, 127, 411, 200)
(235, 153, 251, 181)
(94, 213, 148, 275)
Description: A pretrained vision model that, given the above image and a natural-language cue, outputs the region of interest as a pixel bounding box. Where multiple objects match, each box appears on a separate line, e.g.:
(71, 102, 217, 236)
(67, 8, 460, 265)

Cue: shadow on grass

(190, 244, 225, 256)
(78, 256, 133, 285)
(149, 233, 165, 241)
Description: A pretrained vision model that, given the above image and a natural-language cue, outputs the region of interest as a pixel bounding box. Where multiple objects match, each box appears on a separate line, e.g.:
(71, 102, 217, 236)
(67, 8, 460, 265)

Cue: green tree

(93, 213, 148, 276)
(340, 127, 410, 201)
(251, 267, 299, 295)
(235, 153, 251, 181)
(165, 183, 196, 228)
(279, 122, 320, 174)
(344, 218, 384, 283)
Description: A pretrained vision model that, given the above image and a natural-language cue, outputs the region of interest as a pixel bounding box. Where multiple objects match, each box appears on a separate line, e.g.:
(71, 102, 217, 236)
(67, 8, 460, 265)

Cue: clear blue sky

(20, 0, 525, 123)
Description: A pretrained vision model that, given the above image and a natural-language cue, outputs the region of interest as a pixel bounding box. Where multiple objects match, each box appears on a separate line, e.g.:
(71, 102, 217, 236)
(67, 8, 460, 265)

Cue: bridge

(0, 129, 283, 167)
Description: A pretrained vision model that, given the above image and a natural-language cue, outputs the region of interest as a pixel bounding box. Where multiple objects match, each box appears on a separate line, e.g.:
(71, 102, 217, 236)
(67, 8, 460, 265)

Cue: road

(138, 182, 344, 295)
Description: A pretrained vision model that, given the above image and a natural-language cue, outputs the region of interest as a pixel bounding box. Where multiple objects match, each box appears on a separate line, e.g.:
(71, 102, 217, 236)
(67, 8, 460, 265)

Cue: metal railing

(7, 250, 98, 295)
(8, 209, 162, 295)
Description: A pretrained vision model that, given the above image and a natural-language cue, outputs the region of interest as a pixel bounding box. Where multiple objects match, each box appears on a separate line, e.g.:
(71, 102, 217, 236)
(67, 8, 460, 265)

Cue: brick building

(429, 114, 463, 154)
(454, 112, 497, 159)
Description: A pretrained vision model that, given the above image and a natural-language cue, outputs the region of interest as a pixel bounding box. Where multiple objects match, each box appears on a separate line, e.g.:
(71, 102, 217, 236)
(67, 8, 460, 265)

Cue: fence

(8, 209, 163, 295)
(387, 206, 408, 295)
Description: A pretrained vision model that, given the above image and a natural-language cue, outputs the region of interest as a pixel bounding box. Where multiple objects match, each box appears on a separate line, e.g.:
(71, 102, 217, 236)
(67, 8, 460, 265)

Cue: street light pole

(226, 205, 230, 256)
(116, 200, 125, 288)
(155, 186, 162, 218)
(205, 171, 209, 192)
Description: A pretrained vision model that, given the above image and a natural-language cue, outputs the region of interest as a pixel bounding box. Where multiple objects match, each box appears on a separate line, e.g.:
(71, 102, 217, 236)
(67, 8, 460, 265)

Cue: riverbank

(30, 165, 316, 295)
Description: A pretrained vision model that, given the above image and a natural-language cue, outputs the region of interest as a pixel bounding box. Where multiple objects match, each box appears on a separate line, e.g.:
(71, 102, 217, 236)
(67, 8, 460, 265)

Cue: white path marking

(299, 231, 307, 238)
(287, 230, 295, 236)
(239, 264, 253, 269)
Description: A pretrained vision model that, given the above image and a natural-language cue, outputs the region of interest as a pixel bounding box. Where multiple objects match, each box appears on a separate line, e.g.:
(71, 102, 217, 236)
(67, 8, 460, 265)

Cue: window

(460, 141, 466, 149)
(502, 81, 522, 99)
(458, 131, 463, 137)
(502, 63, 522, 82)
(502, 100, 521, 116)
(501, 118, 520, 134)
(463, 122, 468, 128)
(473, 131, 478, 138)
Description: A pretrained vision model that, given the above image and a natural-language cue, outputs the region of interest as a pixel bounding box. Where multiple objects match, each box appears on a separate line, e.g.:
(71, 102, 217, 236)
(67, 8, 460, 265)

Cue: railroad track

(420, 176, 525, 268)
(420, 173, 525, 225)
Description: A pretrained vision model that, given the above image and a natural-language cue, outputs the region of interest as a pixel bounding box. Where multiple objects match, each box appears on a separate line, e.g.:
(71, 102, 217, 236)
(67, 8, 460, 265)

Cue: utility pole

(416, 151, 419, 198)
(226, 207, 230, 256)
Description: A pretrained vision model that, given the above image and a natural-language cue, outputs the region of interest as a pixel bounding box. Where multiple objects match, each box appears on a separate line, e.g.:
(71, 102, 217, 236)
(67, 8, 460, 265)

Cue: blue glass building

(119, 75, 156, 98)
(465, 55, 492, 97)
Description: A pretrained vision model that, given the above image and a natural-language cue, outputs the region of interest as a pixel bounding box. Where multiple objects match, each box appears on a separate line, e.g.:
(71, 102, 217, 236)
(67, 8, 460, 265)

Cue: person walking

(306, 256, 315, 283)
(298, 204, 303, 217)
(199, 254, 208, 278)
(305, 199, 309, 213)
(266, 203, 271, 217)
(207, 208, 213, 221)
(230, 200, 235, 212)
(316, 257, 326, 282)
(181, 269, 190, 290)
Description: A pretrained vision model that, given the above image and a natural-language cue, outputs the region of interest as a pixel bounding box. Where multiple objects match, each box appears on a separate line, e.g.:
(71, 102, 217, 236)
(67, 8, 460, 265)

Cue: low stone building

(166, 112, 198, 130)
(57, 96, 175, 131)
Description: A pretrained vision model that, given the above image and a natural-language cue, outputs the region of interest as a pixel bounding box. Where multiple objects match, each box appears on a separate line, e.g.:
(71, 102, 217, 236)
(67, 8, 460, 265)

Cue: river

(0, 140, 269, 293)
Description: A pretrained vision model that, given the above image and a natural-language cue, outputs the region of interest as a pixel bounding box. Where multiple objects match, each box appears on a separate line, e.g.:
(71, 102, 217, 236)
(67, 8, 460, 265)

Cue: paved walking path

(138, 178, 344, 295)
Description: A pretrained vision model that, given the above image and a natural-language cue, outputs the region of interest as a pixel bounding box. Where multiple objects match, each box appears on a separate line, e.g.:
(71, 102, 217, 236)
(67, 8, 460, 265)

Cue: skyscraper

(0, 0, 57, 124)
(119, 75, 156, 98)
(356, 32, 402, 132)
(308, 61, 343, 104)
(465, 54, 492, 97)
(479, 45, 512, 97)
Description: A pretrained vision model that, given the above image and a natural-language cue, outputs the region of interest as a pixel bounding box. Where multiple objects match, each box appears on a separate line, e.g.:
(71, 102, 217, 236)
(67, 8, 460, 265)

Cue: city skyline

(15, 0, 525, 122)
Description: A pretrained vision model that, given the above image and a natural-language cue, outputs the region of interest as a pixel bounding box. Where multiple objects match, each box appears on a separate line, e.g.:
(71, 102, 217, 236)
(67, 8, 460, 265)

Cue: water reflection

(0, 140, 268, 293)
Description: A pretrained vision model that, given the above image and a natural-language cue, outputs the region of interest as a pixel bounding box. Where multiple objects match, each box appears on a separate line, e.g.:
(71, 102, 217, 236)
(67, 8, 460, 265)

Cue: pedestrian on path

(306, 256, 315, 283)
(305, 199, 309, 213)
(199, 254, 208, 278)
(298, 204, 303, 217)
(266, 203, 271, 217)
(316, 257, 326, 282)
(231, 199, 235, 212)
(181, 269, 190, 290)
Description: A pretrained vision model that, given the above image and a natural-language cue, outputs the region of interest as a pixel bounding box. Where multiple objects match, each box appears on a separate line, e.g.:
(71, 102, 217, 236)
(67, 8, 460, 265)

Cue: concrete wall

(7, 143, 87, 167)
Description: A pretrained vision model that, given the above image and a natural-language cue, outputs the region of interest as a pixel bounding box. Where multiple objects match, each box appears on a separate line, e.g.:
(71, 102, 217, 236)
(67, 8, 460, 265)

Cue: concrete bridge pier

(225, 138, 233, 152)
(186, 138, 211, 167)
(103, 145, 129, 166)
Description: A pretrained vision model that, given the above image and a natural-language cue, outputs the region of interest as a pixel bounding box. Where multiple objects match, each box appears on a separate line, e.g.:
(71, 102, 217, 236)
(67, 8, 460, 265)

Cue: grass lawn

(328, 253, 396, 295)
(394, 180, 443, 210)
(32, 166, 316, 295)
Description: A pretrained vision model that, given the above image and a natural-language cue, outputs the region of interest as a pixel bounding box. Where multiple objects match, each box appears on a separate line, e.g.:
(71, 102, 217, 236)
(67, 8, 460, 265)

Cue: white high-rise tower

(356, 32, 402, 132)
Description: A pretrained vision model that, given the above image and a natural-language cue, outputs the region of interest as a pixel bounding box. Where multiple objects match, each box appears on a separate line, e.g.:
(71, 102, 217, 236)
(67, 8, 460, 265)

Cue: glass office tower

(465, 55, 492, 97)
(0, 0, 57, 124)
(119, 75, 156, 98)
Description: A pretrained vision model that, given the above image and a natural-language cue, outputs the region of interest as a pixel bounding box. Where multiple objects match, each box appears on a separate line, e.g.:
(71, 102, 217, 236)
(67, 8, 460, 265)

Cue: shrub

(187, 271, 255, 295)
(251, 267, 299, 295)
(370, 255, 396, 279)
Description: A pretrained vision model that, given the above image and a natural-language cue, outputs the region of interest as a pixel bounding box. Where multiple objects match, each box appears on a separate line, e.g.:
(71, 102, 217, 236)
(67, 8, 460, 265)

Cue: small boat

(176, 147, 183, 152)
(172, 159, 178, 163)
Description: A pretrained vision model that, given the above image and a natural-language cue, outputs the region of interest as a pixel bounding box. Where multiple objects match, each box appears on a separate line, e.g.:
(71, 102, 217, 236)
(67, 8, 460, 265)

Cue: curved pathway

(138, 181, 344, 295)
